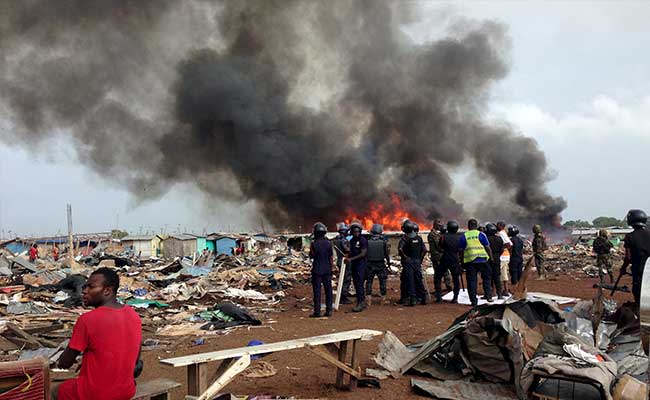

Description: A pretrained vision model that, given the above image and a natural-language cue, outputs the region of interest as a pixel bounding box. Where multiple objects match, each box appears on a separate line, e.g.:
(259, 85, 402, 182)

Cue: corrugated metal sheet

(0, 357, 48, 400)
(411, 378, 517, 400)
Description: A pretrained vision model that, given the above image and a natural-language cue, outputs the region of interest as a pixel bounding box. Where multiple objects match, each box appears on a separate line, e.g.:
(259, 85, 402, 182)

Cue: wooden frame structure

(160, 329, 383, 399)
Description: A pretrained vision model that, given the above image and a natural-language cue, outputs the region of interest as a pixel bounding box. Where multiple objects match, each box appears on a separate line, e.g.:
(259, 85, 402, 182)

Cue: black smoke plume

(0, 1, 566, 230)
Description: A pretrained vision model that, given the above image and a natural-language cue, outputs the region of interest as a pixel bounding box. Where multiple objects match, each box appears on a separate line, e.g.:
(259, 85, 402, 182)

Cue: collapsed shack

(374, 299, 648, 400)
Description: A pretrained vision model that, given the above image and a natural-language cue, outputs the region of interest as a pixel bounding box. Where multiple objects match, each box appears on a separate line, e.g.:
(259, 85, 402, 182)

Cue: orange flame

(344, 194, 428, 231)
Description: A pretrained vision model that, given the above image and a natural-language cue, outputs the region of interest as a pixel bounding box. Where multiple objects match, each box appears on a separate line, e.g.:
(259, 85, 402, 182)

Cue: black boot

(451, 291, 459, 304)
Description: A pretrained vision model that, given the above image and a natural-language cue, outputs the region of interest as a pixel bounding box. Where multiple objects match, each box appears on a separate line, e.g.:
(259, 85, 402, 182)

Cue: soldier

(485, 223, 504, 300)
(365, 224, 390, 305)
(532, 225, 548, 280)
(459, 219, 494, 307)
(345, 222, 368, 312)
(309, 223, 334, 318)
(399, 220, 427, 306)
(428, 220, 453, 294)
(621, 209, 650, 308)
(593, 229, 614, 284)
(333, 223, 352, 304)
(437, 220, 463, 303)
(508, 225, 524, 285)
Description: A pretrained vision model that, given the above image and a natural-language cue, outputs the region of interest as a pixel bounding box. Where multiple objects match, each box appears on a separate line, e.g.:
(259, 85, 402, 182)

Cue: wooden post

(335, 340, 348, 389)
(67, 204, 74, 269)
(187, 363, 210, 396)
(334, 262, 347, 311)
(350, 339, 360, 389)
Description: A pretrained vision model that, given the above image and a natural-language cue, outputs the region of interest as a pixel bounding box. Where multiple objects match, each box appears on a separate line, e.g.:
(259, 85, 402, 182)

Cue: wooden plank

(307, 345, 360, 379)
(161, 329, 383, 367)
(333, 262, 347, 311)
(187, 363, 210, 396)
(335, 340, 348, 389)
(132, 378, 180, 399)
(323, 342, 339, 356)
(196, 354, 250, 400)
(350, 339, 360, 389)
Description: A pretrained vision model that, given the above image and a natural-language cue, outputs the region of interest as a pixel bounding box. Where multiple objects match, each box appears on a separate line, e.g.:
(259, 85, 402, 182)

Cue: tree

(592, 216, 625, 228)
(111, 229, 129, 239)
(563, 220, 592, 228)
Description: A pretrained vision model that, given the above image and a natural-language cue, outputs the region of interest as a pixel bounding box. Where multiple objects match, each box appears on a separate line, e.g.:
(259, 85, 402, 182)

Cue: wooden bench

(160, 329, 383, 399)
(132, 378, 181, 400)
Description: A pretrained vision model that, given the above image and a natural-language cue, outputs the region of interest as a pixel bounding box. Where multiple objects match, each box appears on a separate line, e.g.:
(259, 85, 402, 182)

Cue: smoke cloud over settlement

(0, 0, 566, 230)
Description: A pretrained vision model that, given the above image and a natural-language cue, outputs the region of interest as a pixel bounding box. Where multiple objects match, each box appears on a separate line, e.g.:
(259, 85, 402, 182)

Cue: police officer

(532, 225, 548, 280)
(459, 219, 494, 307)
(622, 209, 650, 308)
(428, 220, 453, 294)
(345, 222, 368, 312)
(485, 223, 504, 300)
(309, 222, 334, 318)
(399, 219, 427, 306)
(508, 225, 524, 285)
(437, 220, 463, 303)
(365, 224, 390, 305)
(333, 222, 353, 304)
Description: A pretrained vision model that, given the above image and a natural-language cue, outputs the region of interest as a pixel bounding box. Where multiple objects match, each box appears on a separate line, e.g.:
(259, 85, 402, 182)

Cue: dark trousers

(509, 260, 523, 285)
(366, 261, 388, 296)
(402, 260, 426, 302)
(435, 261, 460, 295)
(489, 261, 502, 296)
(338, 256, 353, 298)
(465, 261, 492, 305)
(351, 262, 366, 304)
(312, 273, 333, 313)
(632, 264, 644, 306)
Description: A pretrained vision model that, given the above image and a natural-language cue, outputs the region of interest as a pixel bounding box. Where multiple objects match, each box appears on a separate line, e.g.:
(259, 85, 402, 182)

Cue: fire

(344, 194, 428, 231)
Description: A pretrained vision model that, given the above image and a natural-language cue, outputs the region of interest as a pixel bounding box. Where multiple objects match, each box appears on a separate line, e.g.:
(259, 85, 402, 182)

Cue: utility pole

(67, 204, 74, 269)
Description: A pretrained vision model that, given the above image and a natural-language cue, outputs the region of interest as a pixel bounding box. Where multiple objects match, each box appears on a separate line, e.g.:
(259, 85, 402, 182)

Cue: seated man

(55, 268, 142, 400)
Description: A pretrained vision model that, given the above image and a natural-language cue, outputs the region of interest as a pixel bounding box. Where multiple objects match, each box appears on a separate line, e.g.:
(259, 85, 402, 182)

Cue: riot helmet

(447, 220, 459, 234)
(370, 223, 383, 235)
(508, 225, 519, 237)
(313, 222, 327, 239)
(336, 222, 349, 235)
(626, 209, 647, 229)
(485, 223, 498, 236)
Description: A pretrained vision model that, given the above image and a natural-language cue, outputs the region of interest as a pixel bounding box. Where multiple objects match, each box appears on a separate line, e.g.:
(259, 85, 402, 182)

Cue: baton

(610, 267, 629, 297)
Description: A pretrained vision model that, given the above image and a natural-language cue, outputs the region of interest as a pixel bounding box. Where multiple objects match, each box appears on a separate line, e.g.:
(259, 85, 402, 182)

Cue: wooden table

(160, 329, 383, 399)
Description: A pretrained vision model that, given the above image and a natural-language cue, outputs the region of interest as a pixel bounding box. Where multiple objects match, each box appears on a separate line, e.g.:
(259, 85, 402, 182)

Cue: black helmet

(626, 209, 647, 228)
(401, 219, 415, 234)
(350, 221, 363, 233)
(370, 224, 383, 235)
(336, 222, 349, 233)
(507, 225, 519, 237)
(414, 223, 420, 233)
(313, 222, 327, 238)
(485, 223, 498, 236)
(446, 220, 459, 234)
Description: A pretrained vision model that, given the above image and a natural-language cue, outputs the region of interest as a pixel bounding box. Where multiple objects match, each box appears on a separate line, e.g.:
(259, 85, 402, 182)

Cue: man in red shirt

(29, 244, 38, 262)
(54, 268, 142, 400)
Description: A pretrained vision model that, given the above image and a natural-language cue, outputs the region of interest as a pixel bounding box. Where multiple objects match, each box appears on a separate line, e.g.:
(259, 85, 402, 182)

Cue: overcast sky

(1, 1, 649, 237)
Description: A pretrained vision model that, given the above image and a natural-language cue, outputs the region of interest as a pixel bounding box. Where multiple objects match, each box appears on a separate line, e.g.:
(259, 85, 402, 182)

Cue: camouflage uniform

(427, 230, 452, 290)
(593, 235, 613, 283)
(532, 232, 547, 277)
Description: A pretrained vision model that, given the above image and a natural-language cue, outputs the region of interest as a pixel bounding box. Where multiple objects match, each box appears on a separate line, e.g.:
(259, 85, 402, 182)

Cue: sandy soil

(138, 271, 635, 400)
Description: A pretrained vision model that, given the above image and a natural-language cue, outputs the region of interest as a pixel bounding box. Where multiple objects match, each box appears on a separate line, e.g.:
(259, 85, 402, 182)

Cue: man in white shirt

(496, 221, 512, 296)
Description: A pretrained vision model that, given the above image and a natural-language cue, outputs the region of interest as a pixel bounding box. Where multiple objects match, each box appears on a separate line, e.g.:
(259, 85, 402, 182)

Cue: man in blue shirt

(345, 222, 368, 312)
(459, 219, 494, 307)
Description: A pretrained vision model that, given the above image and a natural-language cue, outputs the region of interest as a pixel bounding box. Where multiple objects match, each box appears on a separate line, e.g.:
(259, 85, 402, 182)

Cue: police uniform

(624, 227, 650, 305)
(460, 229, 492, 306)
(333, 233, 352, 300)
(309, 237, 334, 315)
(593, 235, 614, 283)
(532, 233, 547, 277)
(509, 235, 524, 285)
(399, 234, 427, 305)
(366, 234, 389, 297)
(428, 230, 452, 290)
(349, 235, 368, 306)
(438, 232, 462, 301)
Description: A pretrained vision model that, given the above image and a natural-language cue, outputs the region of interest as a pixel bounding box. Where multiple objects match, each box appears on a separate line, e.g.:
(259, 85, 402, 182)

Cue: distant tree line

(563, 216, 626, 228)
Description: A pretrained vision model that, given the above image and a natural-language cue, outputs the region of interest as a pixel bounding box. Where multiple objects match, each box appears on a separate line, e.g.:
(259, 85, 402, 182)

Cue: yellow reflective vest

(463, 230, 489, 263)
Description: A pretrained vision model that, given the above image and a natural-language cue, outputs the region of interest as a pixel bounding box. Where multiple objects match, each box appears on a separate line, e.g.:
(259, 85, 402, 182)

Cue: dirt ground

(138, 270, 635, 400)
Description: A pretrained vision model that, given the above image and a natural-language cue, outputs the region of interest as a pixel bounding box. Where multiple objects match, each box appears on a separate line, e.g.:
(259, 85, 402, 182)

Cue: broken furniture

(132, 378, 181, 400)
(160, 329, 383, 398)
(0, 357, 50, 399)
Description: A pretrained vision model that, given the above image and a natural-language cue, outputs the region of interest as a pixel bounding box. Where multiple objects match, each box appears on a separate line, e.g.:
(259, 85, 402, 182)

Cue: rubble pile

(0, 236, 311, 361)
